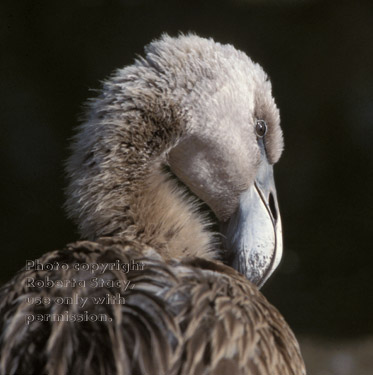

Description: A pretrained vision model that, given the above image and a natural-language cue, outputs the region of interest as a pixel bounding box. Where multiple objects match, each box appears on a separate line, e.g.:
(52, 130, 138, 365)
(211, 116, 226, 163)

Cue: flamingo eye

(255, 120, 267, 138)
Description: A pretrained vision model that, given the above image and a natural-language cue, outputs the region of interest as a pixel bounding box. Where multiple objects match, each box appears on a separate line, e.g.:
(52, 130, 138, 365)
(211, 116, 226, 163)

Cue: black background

(1, 0, 372, 339)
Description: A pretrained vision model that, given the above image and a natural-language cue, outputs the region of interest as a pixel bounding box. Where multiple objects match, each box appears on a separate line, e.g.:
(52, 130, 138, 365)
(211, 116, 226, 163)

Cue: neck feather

(66, 65, 216, 260)
(127, 165, 217, 260)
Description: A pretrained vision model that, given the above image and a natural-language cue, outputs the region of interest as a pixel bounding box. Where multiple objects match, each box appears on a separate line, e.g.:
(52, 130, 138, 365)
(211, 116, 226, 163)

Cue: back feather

(0, 238, 305, 375)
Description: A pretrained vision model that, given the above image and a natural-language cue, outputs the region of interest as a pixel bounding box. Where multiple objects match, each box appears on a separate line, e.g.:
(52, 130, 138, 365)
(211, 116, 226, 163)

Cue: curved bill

(222, 158, 282, 289)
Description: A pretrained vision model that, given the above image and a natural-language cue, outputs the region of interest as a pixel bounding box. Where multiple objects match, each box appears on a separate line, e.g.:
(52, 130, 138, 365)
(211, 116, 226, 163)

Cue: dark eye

(255, 120, 267, 138)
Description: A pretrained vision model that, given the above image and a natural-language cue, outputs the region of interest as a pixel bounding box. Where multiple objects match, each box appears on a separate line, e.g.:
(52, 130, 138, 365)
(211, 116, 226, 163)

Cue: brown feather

(0, 34, 306, 375)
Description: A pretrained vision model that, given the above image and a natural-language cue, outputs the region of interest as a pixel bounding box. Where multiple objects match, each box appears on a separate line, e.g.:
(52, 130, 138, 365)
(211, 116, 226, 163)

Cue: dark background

(1, 0, 372, 341)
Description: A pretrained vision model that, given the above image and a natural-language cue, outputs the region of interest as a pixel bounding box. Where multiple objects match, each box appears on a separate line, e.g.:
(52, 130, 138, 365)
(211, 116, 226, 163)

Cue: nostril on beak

(268, 192, 277, 222)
